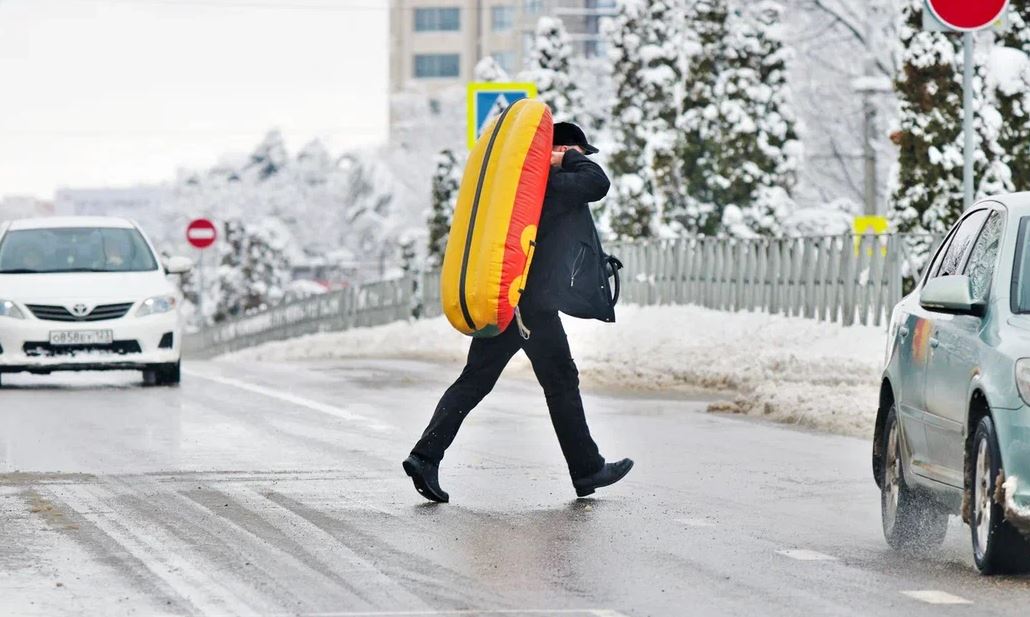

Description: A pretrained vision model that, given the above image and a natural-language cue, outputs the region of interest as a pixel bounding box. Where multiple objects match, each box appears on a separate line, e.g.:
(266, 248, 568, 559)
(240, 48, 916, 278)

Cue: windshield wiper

(0, 268, 41, 274)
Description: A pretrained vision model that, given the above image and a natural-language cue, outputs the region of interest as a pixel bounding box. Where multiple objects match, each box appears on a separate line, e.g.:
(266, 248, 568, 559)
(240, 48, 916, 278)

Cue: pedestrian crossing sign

(467, 82, 538, 149)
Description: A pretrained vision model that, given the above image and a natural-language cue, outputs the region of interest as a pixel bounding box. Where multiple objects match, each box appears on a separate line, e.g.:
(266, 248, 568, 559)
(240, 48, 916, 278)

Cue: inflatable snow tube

(441, 99, 553, 337)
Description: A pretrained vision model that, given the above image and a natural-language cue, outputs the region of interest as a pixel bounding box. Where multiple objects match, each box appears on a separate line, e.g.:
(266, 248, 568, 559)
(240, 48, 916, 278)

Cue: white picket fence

(610, 233, 915, 327)
(184, 233, 916, 357)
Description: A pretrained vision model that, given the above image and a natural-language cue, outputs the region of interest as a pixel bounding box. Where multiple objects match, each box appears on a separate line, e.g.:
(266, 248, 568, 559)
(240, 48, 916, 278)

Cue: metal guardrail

(184, 233, 913, 357)
(183, 277, 417, 358)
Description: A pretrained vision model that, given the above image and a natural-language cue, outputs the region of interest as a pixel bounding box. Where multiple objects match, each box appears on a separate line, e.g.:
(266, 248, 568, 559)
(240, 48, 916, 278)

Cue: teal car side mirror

(920, 275, 986, 317)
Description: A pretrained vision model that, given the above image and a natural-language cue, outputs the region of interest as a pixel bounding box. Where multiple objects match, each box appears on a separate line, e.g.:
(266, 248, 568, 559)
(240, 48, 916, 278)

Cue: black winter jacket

(520, 150, 617, 322)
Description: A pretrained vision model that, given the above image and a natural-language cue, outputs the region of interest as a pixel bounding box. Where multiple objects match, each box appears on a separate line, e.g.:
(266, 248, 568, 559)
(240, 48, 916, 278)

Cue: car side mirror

(164, 256, 193, 275)
(920, 275, 986, 317)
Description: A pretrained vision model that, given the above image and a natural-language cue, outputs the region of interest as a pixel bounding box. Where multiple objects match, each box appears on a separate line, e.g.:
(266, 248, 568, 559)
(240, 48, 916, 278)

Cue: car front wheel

(143, 361, 180, 387)
(970, 415, 1030, 574)
(881, 405, 948, 551)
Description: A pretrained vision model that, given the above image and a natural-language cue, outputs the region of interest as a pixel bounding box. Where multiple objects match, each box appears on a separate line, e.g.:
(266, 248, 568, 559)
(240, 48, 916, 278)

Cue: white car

(0, 217, 191, 387)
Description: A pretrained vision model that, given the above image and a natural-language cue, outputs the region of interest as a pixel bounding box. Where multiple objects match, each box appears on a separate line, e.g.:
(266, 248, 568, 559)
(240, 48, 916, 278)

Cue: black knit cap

(553, 122, 599, 155)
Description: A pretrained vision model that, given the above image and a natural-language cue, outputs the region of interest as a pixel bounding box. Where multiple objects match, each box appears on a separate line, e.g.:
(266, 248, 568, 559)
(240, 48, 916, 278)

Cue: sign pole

(963, 31, 975, 210)
(196, 247, 204, 323)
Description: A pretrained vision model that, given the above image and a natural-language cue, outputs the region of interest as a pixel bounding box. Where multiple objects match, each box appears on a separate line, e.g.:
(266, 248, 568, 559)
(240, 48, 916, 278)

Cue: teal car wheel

(970, 415, 1030, 574)
(881, 406, 948, 551)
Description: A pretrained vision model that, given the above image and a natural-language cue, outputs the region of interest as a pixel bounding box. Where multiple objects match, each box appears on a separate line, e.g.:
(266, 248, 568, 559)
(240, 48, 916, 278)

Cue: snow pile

(224, 305, 886, 437)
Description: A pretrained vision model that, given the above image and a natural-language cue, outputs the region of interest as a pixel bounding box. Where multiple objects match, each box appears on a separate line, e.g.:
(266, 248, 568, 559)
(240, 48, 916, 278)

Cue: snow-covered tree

(474, 56, 510, 82)
(720, 1, 802, 235)
(605, 0, 686, 239)
(523, 16, 584, 122)
(890, 0, 1011, 272)
(679, 1, 801, 236)
(993, 0, 1030, 192)
(426, 149, 463, 267)
(680, 0, 729, 235)
(213, 218, 292, 322)
(681, 0, 801, 236)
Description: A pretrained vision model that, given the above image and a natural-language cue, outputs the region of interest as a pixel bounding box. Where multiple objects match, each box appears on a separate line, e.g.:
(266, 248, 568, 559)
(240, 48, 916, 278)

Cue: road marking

(675, 518, 715, 527)
(296, 610, 630, 616)
(776, 549, 837, 561)
(901, 590, 972, 605)
(183, 370, 393, 432)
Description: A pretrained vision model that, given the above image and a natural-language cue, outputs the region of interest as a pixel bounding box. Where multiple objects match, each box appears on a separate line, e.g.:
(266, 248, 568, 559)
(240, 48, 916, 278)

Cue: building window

(491, 5, 515, 32)
(492, 51, 516, 73)
(523, 0, 543, 13)
(414, 7, 460, 32)
(414, 53, 461, 78)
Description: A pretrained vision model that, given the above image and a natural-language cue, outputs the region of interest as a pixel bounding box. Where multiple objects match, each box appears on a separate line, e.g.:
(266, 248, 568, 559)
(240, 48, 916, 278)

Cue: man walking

(402, 122, 634, 503)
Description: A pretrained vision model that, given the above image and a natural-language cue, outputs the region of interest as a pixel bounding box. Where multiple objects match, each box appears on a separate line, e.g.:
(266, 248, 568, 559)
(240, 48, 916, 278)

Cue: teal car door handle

(930, 337, 940, 348)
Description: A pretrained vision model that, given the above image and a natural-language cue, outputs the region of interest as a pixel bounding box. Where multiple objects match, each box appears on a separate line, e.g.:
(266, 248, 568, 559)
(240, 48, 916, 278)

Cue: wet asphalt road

(2, 358, 1030, 616)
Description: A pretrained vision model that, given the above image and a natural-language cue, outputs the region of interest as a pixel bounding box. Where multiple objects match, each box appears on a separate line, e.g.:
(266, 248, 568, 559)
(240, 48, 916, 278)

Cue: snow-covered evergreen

(213, 218, 292, 323)
(993, 0, 1030, 192)
(426, 149, 463, 267)
(680, 0, 729, 235)
(605, 0, 686, 239)
(890, 0, 1012, 273)
(522, 16, 584, 122)
(682, 0, 801, 237)
(474, 56, 511, 82)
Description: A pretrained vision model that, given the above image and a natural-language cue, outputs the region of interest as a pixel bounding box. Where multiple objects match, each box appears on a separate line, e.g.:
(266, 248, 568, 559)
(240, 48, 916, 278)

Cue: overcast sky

(0, 0, 389, 198)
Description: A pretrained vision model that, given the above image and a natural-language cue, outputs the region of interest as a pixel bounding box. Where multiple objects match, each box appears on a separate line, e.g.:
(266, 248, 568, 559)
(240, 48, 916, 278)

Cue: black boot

(573, 458, 634, 497)
(402, 454, 449, 503)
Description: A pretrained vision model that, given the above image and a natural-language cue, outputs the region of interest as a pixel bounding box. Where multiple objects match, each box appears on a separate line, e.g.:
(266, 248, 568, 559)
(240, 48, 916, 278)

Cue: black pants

(411, 311, 604, 480)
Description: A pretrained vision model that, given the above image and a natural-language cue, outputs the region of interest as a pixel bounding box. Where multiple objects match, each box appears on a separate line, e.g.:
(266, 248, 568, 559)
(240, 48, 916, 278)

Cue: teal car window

(1012, 217, 1030, 313)
(964, 211, 1003, 301)
(934, 210, 989, 279)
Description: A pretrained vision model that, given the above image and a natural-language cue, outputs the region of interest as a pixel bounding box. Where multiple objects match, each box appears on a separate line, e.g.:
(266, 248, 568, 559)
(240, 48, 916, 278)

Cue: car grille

(22, 340, 142, 357)
(26, 302, 134, 322)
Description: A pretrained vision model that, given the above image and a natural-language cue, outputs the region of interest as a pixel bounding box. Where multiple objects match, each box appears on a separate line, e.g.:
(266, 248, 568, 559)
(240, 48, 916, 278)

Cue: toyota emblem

(71, 304, 90, 318)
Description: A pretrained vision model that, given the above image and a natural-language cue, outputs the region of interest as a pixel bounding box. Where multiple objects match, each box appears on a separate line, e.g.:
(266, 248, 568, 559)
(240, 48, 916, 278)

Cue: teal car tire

(881, 406, 948, 551)
(970, 415, 1030, 574)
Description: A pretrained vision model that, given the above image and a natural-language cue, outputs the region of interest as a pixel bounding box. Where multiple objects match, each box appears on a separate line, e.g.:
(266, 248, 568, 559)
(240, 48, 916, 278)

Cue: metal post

(963, 31, 975, 210)
(196, 248, 204, 324)
(863, 76, 878, 216)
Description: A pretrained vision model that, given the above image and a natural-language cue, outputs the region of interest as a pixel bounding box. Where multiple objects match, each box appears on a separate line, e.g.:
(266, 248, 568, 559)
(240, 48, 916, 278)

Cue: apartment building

(388, 0, 614, 95)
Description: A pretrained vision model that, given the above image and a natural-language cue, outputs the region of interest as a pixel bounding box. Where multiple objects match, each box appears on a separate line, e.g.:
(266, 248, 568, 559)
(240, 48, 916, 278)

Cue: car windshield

(0, 227, 158, 274)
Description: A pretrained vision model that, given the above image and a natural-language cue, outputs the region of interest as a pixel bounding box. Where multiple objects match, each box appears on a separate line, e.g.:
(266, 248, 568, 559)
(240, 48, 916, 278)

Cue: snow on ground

(222, 305, 887, 438)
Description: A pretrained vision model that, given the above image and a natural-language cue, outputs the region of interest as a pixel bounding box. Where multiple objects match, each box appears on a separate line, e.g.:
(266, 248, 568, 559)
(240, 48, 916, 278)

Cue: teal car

(875, 195, 1030, 573)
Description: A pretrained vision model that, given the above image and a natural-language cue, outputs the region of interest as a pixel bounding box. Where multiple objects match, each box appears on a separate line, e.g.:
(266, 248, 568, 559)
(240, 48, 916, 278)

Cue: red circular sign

(186, 218, 217, 249)
(927, 0, 1009, 31)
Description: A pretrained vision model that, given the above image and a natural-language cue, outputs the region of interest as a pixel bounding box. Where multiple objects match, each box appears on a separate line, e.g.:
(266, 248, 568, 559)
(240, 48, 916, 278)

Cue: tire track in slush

(47, 481, 261, 616)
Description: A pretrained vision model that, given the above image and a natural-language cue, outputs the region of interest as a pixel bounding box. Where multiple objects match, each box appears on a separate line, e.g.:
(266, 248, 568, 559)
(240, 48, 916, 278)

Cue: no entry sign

(927, 0, 1009, 31)
(186, 218, 217, 249)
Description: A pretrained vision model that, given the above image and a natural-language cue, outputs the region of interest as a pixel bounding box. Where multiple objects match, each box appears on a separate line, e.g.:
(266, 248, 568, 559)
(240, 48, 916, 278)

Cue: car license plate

(49, 330, 114, 346)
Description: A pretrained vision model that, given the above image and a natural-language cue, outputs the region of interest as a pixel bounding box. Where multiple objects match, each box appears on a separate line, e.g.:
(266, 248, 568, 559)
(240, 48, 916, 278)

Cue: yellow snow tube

(441, 99, 553, 337)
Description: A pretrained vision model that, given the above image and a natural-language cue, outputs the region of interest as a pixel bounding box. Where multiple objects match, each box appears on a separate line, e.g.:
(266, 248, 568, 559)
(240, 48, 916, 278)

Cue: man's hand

(552, 145, 584, 167)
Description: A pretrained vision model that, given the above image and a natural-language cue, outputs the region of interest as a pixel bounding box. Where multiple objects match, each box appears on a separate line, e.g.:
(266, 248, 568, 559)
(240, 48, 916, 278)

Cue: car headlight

(1017, 359, 1030, 405)
(0, 299, 25, 319)
(136, 295, 177, 317)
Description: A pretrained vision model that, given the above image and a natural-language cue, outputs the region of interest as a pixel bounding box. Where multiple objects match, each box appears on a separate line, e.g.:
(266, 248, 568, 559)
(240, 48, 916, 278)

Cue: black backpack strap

(606, 255, 622, 307)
